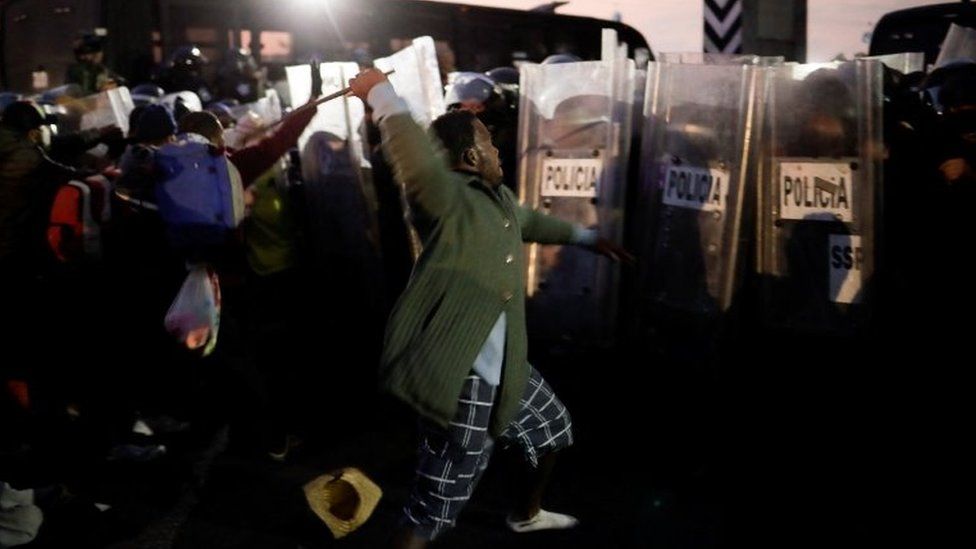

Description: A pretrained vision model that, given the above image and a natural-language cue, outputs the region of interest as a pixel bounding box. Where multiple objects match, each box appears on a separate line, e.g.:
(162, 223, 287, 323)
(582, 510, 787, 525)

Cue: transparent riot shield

(374, 36, 446, 128)
(863, 52, 925, 74)
(935, 23, 976, 68)
(658, 52, 785, 66)
(55, 87, 135, 136)
(228, 89, 283, 128)
(374, 37, 446, 257)
(286, 60, 376, 225)
(660, 52, 761, 65)
(758, 60, 883, 334)
(287, 61, 383, 316)
(286, 62, 367, 164)
(635, 61, 764, 317)
(518, 53, 634, 343)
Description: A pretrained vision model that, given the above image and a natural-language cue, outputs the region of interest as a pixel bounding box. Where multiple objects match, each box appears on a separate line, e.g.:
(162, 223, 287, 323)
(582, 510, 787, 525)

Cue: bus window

(241, 30, 291, 61)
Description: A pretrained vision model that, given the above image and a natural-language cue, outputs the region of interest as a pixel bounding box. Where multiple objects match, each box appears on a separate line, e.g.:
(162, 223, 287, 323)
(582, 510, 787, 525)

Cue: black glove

(310, 60, 323, 100)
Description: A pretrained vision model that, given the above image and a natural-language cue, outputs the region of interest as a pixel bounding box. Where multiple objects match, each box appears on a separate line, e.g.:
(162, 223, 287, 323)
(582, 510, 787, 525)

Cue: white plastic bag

(164, 265, 221, 356)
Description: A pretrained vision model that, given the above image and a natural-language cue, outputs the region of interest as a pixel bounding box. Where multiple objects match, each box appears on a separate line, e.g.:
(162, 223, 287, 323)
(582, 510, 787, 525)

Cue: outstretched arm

(503, 187, 633, 263)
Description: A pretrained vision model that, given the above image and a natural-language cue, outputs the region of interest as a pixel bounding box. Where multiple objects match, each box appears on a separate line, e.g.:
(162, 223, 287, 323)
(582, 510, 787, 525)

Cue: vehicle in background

(870, 1, 976, 66)
(1, 0, 650, 93)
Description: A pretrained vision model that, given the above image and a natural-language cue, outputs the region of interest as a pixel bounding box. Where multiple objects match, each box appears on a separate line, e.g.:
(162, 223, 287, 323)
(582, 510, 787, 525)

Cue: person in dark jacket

(0, 101, 86, 275)
(65, 33, 123, 95)
(1, 101, 87, 384)
(174, 73, 319, 460)
(155, 45, 213, 104)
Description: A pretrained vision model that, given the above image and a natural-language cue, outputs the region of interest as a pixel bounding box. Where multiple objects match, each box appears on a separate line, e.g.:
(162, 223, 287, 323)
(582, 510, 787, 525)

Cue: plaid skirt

(403, 366, 573, 539)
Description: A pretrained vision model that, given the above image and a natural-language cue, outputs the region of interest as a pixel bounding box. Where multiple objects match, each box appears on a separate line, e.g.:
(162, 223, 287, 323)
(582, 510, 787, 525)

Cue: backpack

(154, 133, 244, 252)
(47, 175, 112, 263)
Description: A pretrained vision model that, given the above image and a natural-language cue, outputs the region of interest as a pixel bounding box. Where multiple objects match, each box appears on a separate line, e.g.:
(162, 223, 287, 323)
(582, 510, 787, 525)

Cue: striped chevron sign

(704, 0, 743, 54)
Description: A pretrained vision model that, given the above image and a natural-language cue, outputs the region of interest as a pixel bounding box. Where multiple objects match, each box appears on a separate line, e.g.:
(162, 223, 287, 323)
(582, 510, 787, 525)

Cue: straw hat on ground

(303, 467, 382, 539)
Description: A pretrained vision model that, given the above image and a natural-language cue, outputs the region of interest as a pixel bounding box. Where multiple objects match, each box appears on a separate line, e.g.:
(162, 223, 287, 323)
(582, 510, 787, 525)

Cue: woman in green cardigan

(350, 69, 631, 548)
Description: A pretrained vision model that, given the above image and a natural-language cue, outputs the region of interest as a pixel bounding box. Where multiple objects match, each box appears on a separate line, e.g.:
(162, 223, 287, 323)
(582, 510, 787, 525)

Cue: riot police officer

(215, 48, 265, 104)
(66, 33, 123, 95)
(445, 72, 519, 191)
(156, 45, 213, 104)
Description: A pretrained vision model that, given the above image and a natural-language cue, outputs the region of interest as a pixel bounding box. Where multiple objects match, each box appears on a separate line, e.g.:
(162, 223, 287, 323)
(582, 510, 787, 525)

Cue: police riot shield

(55, 86, 135, 136)
(375, 37, 446, 257)
(285, 61, 383, 320)
(660, 52, 761, 65)
(518, 49, 635, 343)
(935, 23, 976, 68)
(228, 89, 283, 128)
(635, 61, 764, 317)
(374, 36, 446, 128)
(758, 60, 883, 334)
(286, 60, 376, 226)
(286, 62, 367, 164)
(658, 52, 785, 66)
(863, 52, 925, 74)
(222, 89, 285, 149)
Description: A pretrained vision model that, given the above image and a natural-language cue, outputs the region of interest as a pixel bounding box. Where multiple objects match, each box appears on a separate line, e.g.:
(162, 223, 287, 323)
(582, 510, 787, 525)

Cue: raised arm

(351, 69, 458, 222)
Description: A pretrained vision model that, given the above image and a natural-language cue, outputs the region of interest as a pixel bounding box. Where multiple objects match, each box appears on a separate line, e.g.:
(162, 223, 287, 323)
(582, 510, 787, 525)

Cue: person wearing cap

(66, 33, 122, 95)
(1, 101, 87, 273)
(115, 103, 179, 205)
(349, 69, 633, 547)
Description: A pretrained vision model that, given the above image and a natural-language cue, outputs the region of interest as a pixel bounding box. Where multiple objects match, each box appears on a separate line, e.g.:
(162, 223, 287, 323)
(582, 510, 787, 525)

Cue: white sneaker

(506, 509, 579, 533)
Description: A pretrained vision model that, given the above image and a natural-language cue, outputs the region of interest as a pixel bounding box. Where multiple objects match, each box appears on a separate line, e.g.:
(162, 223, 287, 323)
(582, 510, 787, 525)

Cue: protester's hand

(592, 238, 635, 264)
(310, 59, 323, 100)
(349, 69, 389, 102)
(940, 158, 972, 183)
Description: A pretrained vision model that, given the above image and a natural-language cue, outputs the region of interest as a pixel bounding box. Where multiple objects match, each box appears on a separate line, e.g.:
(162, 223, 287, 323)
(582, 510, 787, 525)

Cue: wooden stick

(243, 69, 395, 140)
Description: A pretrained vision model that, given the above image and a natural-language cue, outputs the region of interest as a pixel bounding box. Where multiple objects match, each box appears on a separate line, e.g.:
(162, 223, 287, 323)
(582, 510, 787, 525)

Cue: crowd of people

(1, 26, 974, 548)
(0, 32, 619, 547)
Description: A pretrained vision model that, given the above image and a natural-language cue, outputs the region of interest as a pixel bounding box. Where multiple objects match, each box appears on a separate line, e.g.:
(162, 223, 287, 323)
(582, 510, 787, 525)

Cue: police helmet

(168, 45, 208, 70)
(73, 33, 104, 56)
(542, 53, 581, 65)
(486, 66, 519, 87)
(444, 72, 501, 109)
(131, 83, 166, 106)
